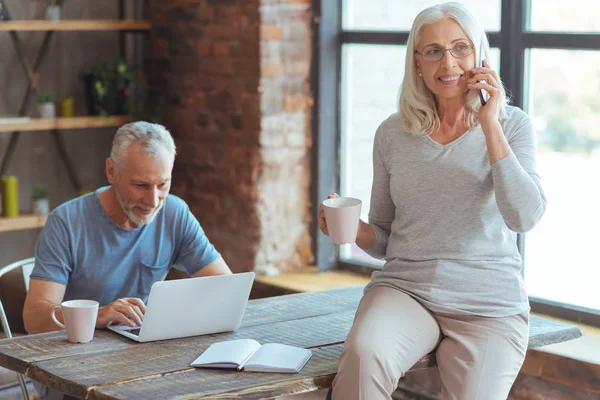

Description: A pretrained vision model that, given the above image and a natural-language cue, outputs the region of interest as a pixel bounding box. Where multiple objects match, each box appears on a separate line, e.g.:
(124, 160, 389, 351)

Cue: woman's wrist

(482, 120, 512, 164)
(356, 220, 375, 250)
(480, 118, 502, 135)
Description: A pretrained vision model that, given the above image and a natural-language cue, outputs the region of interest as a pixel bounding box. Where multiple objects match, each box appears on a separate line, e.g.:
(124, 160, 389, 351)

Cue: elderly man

(23, 122, 231, 398)
(24, 121, 231, 329)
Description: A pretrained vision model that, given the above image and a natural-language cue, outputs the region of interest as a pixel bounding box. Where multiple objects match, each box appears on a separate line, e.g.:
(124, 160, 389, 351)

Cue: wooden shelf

(0, 214, 47, 233)
(0, 116, 128, 133)
(0, 20, 151, 32)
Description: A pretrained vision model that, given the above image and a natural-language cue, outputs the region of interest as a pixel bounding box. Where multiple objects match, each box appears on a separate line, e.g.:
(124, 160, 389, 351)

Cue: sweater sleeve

(364, 125, 395, 259)
(491, 112, 547, 233)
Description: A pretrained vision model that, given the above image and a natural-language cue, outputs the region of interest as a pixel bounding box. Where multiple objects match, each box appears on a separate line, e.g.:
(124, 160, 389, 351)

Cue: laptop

(107, 272, 255, 342)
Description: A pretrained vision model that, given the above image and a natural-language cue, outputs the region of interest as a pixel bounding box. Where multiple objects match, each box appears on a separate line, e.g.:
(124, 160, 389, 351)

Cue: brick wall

(147, 0, 313, 273)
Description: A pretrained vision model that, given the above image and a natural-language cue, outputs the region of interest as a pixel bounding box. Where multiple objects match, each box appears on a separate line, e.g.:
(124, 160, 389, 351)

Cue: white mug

(322, 197, 362, 244)
(51, 300, 99, 344)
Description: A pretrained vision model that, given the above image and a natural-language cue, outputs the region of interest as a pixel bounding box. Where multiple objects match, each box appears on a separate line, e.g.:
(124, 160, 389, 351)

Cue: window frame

(312, 0, 600, 326)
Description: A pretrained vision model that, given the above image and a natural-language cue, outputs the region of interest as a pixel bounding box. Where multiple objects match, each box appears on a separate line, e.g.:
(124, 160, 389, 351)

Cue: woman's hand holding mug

(318, 193, 339, 236)
(320, 193, 363, 245)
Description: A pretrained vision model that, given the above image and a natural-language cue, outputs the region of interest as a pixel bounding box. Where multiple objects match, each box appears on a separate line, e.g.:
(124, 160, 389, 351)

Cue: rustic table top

(0, 286, 583, 399)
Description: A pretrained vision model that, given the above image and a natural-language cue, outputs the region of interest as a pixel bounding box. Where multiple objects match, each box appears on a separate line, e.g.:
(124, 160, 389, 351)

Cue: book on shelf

(0, 117, 31, 123)
(190, 339, 312, 373)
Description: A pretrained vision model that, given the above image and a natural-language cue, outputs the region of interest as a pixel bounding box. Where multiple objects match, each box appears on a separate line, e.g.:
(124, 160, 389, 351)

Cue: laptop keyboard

(125, 328, 141, 336)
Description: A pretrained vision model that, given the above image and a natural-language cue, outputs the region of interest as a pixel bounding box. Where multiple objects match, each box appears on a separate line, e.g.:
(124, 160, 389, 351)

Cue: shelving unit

(0, 1, 148, 234)
(0, 116, 128, 133)
(0, 214, 48, 233)
(0, 20, 150, 31)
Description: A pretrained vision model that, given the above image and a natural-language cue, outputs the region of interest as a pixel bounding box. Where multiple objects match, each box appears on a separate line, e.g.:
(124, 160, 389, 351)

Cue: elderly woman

(318, 2, 546, 400)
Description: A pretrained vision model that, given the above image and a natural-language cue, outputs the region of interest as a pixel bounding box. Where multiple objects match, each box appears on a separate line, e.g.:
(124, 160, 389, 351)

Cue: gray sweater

(364, 106, 546, 317)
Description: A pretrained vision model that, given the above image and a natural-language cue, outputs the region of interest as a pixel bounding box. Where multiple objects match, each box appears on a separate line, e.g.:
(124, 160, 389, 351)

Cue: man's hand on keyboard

(96, 297, 146, 328)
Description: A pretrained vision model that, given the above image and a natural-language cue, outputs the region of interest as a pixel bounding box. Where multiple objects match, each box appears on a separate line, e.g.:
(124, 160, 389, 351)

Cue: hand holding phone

(476, 43, 489, 106)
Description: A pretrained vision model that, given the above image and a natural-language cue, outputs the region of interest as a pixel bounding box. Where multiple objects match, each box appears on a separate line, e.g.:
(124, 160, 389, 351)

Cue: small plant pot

(38, 103, 56, 119)
(33, 198, 50, 215)
(46, 5, 61, 21)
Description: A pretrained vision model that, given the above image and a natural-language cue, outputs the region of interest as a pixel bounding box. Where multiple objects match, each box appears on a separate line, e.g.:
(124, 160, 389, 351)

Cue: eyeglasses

(415, 44, 475, 62)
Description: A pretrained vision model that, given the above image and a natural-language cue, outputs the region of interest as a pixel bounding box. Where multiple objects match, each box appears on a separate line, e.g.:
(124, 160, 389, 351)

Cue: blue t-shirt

(31, 187, 221, 305)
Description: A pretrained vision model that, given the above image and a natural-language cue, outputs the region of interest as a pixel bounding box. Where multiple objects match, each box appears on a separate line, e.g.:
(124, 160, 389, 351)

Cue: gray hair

(399, 2, 508, 135)
(110, 122, 177, 169)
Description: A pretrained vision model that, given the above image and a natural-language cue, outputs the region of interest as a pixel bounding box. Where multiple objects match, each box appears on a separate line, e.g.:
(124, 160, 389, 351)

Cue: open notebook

(190, 339, 312, 373)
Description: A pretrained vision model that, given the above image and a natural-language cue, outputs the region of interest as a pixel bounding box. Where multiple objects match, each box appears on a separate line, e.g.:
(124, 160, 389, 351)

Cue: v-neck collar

(423, 126, 476, 150)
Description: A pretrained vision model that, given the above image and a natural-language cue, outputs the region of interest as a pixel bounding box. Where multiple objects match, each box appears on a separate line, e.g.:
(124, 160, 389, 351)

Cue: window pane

(343, 0, 500, 32)
(340, 44, 405, 266)
(486, 48, 501, 76)
(340, 45, 500, 266)
(529, 0, 600, 32)
(524, 49, 600, 311)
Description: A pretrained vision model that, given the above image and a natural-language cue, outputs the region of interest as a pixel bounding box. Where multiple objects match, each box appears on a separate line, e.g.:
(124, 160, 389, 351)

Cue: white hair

(399, 1, 508, 135)
(110, 121, 177, 169)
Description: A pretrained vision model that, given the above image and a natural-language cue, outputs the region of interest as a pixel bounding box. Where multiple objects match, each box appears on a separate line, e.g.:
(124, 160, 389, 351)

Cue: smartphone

(476, 43, 489, 106)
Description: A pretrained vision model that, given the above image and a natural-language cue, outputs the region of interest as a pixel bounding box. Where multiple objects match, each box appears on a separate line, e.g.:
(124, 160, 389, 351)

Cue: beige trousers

(331, 286, 529, 400)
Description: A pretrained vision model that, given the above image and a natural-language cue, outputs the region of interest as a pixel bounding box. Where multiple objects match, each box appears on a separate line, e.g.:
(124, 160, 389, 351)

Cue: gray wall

(0, 0, 123, 266)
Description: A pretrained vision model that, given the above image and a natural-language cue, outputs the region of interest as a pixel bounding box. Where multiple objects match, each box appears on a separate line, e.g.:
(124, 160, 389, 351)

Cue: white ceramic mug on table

(51, 300, 99, 343)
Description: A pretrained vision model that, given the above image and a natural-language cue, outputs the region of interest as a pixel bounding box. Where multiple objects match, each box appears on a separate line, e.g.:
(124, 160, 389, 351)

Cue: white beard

(115, 190, 164, 227)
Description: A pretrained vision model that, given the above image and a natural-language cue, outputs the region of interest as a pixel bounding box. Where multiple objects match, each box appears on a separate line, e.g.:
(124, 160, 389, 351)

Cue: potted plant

(32, 184, 50, 215)
(84, 61, 132, 117)
(46, 0, 61, 21)
(36, 92, 56, 119)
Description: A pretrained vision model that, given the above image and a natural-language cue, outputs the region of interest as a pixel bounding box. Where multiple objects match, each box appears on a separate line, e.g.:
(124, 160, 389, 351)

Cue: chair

(0, 257, 35, 400)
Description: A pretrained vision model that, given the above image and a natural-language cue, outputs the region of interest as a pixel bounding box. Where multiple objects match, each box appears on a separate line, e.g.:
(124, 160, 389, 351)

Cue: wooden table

(0, 287, 583, 399)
